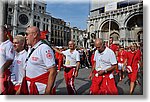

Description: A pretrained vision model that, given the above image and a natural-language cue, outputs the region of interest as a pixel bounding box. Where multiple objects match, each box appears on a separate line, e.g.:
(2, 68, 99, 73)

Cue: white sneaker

(85, 67, 88, 69)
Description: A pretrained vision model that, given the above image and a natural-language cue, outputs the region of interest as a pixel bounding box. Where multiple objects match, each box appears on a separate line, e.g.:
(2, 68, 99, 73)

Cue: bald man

(53, 40, 80, 95)
(89, 38, 118, 95)
(21, 26, 57, 95)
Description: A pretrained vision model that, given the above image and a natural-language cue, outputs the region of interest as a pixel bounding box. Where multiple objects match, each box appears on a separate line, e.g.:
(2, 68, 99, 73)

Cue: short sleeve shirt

(0, 40, 15, 68)
(62, 49, 80, 67)
(26, 41, 56, 78)
(117, 50, 127, 63)
(11, 50, 27, 85)
(126, 51, 140, 67)
(109, 44, 119, 53)
(25, 41, 56, 94)
(94, 47, 117, 71)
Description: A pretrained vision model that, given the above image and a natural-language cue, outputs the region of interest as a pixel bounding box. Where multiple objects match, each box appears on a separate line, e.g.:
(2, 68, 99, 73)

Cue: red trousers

(90, 70, 118, 95)
(0, 69, 15, 94)
(64, 67, 76, 95)
(98, 74, 118, 95)
(90, 70, 103, 95)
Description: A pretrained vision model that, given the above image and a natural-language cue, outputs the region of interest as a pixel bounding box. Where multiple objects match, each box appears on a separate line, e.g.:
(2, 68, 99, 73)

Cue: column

(0, 0, 8, 26)
(30, 0, 34, 26)
(12, 0, 18, 37)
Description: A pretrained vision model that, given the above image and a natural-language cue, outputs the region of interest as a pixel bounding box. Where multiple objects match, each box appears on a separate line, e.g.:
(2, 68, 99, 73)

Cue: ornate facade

(87, 0, 143, 47)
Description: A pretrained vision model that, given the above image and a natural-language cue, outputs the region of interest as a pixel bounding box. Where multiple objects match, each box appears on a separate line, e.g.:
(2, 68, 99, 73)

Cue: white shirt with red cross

(25, 41, 56, 94)
(11, 50, 27, 85)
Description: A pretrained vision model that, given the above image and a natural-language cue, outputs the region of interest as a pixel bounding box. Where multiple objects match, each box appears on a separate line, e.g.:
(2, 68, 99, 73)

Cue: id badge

(66, 60, 70, 65)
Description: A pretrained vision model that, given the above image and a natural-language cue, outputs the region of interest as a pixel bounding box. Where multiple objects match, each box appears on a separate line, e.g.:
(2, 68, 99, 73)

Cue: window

(47, 19, 49, 22)
(73, 35, 75, 39)
(42, 7, 44, 10)
(46, 25, 49, 31)
(33, 21, 36, 26)
(43, 24, 45, 31)
(51, 38, 54, 44)
(37, 16, 40, 20)
(52, 25, 53, 29)
(34, 4, 36, 8)
(34, 15, 36, 19)
(37, 22, 40, 28)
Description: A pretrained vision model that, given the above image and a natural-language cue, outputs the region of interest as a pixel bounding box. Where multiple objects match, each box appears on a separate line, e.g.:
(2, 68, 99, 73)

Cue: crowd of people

(0, 25, 143, 95)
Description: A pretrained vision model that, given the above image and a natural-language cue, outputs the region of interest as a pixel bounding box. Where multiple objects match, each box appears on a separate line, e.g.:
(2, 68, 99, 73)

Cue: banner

(105, 2, 117, 12)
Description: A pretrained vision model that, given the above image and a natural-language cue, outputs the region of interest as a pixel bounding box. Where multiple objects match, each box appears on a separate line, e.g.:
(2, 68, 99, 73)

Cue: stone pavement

(55, 67, 143, 95)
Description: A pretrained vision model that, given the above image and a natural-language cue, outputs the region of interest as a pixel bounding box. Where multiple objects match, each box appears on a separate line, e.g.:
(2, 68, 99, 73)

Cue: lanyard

(25, 43, 43, 63)
(24, 43, 43, 76)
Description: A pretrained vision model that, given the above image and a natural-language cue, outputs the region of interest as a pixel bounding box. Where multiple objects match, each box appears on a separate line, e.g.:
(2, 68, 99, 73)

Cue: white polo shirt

(11, 50, 27, 85)
(94, 47, 117, 71)
(25, 41, 56, 94)
(0, 40, 15, 68)
(62, 49, 80, 67)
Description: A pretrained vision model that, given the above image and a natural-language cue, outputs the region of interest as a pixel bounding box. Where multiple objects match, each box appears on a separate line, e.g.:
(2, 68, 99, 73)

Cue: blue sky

(46, 1, 90, 30)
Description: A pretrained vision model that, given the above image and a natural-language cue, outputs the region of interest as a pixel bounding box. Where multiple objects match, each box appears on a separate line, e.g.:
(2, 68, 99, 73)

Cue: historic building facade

(51, 17, 71, 46)
(6, 0, 72, 46)
(87, 0, 143, 47)
(7, 0, 51, 38)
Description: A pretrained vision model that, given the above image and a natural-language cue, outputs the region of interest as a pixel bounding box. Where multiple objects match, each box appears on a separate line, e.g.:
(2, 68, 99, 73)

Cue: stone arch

(124, 12, 143, 28)
(89, 24, 95, 39)
(99, 19, 120, 41)
(99, 19, 120, 31)
(124, 12, 143, 43)
(110, 31, 120, 43)
(89, 24, 94, 32)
